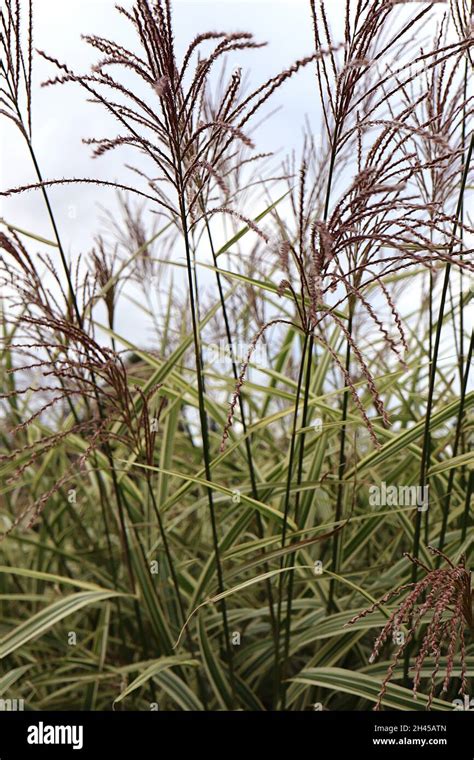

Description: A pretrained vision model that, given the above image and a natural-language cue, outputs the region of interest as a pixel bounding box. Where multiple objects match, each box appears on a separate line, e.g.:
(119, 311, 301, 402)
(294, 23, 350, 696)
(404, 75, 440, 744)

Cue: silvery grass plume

(0, 229, 161, 538)
(221, 0, 474, 451)
(100, 194, 166, 284)
(345, 546, 473, 710)
(0, 0, 337, 236)
(0, 0, 33, 137)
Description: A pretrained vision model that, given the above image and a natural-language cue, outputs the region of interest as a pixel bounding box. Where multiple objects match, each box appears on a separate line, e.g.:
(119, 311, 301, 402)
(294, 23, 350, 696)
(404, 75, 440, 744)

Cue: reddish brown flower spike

(345, 547, 473, 710)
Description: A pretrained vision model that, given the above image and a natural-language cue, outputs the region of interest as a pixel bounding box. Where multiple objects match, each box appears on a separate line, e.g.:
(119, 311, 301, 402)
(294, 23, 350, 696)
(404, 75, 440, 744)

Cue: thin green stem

(274, 330, 309, 708)
(413, 133, 473, 579)
(437, 330, 473, 556)
(176, 186, 236, 704)
(280, 332, 314, 709)
(327, 307, 353, 613)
